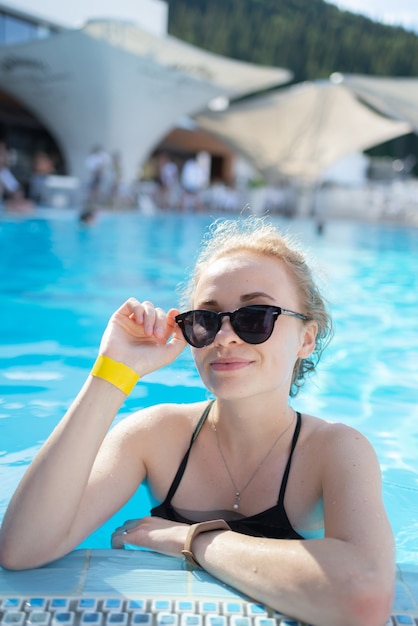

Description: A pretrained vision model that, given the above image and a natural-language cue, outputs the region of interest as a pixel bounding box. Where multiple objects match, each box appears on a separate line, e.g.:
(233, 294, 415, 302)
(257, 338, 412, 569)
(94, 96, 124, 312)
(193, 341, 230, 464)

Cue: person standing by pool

(84, 145, 110, 207)
(180, 154, 206, 211)
(0, 217, 395, 626)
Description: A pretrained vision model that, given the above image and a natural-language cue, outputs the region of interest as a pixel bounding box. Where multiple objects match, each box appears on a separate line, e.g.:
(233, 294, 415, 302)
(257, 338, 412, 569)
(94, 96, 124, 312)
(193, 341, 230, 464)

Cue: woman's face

(191, 252, 317, 401)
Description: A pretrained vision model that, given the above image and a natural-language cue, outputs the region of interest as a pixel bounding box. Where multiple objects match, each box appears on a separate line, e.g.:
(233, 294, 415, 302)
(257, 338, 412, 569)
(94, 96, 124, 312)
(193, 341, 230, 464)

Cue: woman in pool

(0, 218, 394, 626)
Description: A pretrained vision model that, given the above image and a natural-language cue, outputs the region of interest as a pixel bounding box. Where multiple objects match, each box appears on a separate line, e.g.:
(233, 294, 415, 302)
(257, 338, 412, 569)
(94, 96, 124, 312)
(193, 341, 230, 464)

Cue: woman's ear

(298, 321, 318, 359)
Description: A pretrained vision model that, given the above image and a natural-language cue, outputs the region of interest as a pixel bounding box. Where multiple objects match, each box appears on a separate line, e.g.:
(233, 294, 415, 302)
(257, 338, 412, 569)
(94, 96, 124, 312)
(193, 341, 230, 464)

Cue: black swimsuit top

(151, 402, 304, 540)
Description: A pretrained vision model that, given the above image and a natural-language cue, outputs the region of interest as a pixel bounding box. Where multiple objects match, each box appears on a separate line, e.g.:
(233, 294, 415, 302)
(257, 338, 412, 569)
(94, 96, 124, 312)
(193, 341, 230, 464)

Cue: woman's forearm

(0, 301, 186, 570)
(0, 375, 126, 568)
(198, 532, 395, 626)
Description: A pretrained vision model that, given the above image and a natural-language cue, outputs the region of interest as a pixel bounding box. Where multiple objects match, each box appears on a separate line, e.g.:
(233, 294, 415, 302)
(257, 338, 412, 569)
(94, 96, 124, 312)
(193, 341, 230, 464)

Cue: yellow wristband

(90, 355, 139, 396)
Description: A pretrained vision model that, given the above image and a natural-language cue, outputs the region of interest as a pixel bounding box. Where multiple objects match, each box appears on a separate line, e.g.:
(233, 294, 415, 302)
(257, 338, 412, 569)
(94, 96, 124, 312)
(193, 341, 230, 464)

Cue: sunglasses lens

(181, 310, 219, 348)
(177, 306, 278, 348)
(233, 307, 276, 344)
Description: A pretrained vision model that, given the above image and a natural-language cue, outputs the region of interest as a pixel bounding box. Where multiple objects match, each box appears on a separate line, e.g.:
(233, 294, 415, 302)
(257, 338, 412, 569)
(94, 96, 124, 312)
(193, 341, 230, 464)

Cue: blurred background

(1, 0, 418, 221)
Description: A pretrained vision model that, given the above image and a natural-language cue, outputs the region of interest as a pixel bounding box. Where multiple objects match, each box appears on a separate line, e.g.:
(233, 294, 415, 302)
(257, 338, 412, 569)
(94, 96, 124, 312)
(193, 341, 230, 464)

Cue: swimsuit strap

(278, 411, 302, 505)
(162, 400, 214, 504)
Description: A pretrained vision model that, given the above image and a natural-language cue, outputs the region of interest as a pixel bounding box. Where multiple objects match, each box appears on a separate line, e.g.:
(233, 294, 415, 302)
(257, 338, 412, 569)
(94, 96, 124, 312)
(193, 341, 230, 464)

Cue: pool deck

(0, 550, 417, 624)
(395, 563, 418, 619)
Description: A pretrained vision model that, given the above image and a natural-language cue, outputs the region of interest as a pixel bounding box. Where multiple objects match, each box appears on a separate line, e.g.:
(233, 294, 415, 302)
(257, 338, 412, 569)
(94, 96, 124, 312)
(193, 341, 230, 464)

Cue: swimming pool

(1, 210, 417, 565)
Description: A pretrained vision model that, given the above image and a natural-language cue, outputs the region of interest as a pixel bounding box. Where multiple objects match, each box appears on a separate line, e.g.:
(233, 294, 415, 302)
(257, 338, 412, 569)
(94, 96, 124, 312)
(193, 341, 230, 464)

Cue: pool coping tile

(394, 564, 418, 617)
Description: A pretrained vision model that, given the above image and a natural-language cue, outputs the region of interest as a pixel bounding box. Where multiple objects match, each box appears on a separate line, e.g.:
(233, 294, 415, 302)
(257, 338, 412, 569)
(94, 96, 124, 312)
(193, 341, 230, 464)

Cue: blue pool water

(1, 210, 417, 565)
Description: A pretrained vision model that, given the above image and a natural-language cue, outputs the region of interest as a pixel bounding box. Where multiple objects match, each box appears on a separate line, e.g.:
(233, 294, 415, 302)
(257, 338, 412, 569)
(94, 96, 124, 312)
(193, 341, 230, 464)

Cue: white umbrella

(340, 73, 418, 133)
(83, 20, 292, 99)
(196, 80, 412, 183)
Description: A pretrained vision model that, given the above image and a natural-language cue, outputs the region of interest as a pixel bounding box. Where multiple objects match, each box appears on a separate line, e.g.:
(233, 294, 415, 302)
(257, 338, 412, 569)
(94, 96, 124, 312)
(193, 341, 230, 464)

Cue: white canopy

(340, 74, 418, 132)
(83, 20, 292, 99)
(0, 29, 225, 182)
(0, 24, 292, 185)
(195, 81, 412, 183)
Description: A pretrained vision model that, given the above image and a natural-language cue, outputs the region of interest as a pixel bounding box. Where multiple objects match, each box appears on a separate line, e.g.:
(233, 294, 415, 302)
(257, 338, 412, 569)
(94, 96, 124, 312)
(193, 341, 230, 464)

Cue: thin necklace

(213, 409, 296, 511)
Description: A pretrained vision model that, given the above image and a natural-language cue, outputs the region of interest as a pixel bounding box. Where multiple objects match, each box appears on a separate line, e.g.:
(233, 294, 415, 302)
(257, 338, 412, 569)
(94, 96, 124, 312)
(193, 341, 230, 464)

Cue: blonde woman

(0, 218, 395, 626)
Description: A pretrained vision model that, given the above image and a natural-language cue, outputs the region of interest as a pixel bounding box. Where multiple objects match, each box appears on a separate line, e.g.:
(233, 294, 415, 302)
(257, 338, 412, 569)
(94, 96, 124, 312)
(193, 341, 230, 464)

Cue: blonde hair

(179, 217, 333, 397)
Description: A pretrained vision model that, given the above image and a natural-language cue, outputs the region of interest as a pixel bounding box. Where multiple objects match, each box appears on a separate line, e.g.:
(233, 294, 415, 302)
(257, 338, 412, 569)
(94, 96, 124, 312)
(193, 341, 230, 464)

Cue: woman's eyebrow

(240, 292, 276, 303)
(196, 292, 275, 308)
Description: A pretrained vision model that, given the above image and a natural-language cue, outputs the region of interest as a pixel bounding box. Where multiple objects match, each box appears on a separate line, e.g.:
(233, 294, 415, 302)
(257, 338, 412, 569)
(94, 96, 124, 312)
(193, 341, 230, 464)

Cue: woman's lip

(210, 358, 253, 371)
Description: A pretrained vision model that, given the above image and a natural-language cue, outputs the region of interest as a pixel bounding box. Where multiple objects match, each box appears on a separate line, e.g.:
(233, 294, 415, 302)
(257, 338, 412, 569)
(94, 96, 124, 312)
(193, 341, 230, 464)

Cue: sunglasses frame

(175, 304, 308, 348)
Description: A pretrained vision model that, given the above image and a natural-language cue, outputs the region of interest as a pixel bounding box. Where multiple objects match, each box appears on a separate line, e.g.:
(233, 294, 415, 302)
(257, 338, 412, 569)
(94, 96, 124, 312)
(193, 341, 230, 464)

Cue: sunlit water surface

(0, 210, 417, 565)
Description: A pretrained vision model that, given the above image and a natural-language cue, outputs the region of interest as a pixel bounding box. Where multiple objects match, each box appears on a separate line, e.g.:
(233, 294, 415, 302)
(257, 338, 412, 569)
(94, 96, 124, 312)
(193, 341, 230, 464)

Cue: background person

(180, 154, 206, 211)
(0, 217, 395, 626)
(84, 145, 110, 207)
(29, 151, 55, 204)
(158, 152, 180, 210)
(0, 141, 33, 213)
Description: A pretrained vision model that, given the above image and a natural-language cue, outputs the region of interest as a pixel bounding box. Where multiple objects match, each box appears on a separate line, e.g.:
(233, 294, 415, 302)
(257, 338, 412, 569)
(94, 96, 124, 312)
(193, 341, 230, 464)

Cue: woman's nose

(214, 316, 241, 345)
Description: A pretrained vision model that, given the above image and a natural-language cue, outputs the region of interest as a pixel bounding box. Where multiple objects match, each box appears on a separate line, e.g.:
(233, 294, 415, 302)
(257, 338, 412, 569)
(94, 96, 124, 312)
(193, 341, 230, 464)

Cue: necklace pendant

(233, 492, 240, 510)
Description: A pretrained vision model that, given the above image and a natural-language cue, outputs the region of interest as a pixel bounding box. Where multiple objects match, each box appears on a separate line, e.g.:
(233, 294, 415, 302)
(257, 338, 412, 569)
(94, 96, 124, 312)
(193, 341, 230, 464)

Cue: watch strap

(181, 519, 230, 568)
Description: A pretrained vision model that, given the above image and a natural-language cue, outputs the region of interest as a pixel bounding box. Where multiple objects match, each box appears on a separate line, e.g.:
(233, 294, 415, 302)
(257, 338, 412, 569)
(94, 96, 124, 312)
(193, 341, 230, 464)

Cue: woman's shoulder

(301, 411, 366, 436)
(301, 412, 377, 462)
(117, 400, 210, 435)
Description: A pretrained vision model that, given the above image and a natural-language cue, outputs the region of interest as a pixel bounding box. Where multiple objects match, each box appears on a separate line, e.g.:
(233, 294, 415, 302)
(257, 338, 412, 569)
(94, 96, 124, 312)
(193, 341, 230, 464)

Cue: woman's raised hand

(98, 298, 187, 377)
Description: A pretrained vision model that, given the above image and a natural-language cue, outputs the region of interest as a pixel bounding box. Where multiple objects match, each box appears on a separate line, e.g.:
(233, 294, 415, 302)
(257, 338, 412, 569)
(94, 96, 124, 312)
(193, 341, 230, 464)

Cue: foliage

(165, 0, 418, 82)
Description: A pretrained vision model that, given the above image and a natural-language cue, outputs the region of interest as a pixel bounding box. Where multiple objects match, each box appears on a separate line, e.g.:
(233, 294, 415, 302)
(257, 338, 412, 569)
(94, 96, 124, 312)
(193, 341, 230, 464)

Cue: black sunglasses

(175, 304, 307, 348)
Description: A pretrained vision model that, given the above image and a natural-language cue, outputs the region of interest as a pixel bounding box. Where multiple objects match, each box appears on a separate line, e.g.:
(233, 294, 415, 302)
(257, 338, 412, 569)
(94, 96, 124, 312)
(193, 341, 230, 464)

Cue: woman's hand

(99, 298, 187, 377)
(111, 516, 190, 558)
